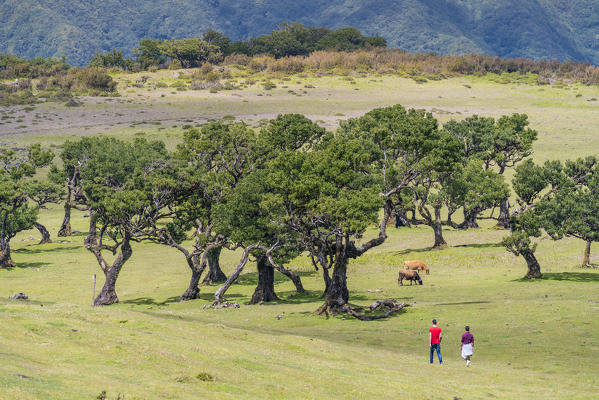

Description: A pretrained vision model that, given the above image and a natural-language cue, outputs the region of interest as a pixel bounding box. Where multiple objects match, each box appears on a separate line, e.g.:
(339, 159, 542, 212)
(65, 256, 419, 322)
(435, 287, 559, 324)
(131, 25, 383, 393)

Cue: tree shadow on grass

(257, 290, 323, 305)
(121, 296, 181, 306)
(14, 245, 80, 254)
(435, 300, 492, 306)
(254, 291, 380, 307)
(135, 309, 203, 323)
(14, 262, 48, 269)
(453, 242, 503, 249)
(197, 292, 244, 302)
(394, 247, 432, 256)
(533, 272, 599, 283)
(394, 242, 504, 256)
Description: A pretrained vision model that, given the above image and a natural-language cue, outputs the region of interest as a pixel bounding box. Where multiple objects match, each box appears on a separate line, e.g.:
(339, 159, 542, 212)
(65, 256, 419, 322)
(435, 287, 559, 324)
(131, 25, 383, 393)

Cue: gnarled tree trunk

(57, 202, 71, 237)
(431, 207, 447, 250)
(582, 240, 592, 268)
(93, 236, 132, 306)
(35, 223, 52, 244)
(202, 246, 227, 284)
(522, 249, 542, 279)
(59, 168, 81, 237)
(324, 236, 350, 311)
(432, 222, 447, 249)
(445, 207, 459, 229)
(459, 209, 480, 229)
(85, 213, 133, 306)
(260, 249, 305, 294)
(395, 209, 410, 228)
(277, 267, 304, 293)
(0, 238, 15, 269)
(496, 198, 511, 229)
(214, 245, 258, 305)
(180, 255, 204, 301)
(326, 257, 349, 310)
(249, 257, 279, 304)
(317, 199, 393, 318)
(321, 267, 331, 298)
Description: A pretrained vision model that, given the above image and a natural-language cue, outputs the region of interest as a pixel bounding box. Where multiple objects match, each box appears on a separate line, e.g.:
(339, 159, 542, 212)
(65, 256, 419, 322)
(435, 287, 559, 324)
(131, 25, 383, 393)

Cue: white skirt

(461, 343, 473, 359)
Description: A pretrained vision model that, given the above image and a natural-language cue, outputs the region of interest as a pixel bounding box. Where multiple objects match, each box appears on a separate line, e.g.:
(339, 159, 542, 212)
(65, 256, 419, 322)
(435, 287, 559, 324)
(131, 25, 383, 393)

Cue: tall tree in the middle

(267, 104, 462, 314)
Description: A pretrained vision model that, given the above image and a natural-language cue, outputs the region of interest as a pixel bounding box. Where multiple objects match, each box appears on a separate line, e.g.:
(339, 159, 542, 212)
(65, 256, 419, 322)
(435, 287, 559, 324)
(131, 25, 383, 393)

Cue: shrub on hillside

(0, 87, 38, 106)
(0, 54, 69, 79)
(267, 57, 305, 74)
(223, 54, 252, 66)
(46, 67, 117, 94)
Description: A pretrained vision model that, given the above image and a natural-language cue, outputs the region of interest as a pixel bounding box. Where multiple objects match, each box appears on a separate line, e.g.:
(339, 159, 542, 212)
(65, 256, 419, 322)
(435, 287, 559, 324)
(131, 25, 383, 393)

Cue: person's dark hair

(432, 319, 437, 324)
(465, 326, 470, 331)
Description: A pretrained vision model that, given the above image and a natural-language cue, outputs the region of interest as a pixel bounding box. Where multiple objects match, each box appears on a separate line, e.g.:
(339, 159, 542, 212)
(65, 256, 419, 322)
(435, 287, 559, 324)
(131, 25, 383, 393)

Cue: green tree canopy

(89, 49, 133, 69)
(134, 39, 168, 69)
(503, 157, 597, 278)
(76, 137, 171, 305)
(538, 157, 599, 267)
(159, 38, 222, 68)
(0, 144, 55, 268)
(340, 104, 463, 249)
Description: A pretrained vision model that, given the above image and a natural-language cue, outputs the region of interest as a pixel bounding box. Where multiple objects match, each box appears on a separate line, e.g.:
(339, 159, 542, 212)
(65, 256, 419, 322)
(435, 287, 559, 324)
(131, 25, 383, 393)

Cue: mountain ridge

(1, 0, 598, 65)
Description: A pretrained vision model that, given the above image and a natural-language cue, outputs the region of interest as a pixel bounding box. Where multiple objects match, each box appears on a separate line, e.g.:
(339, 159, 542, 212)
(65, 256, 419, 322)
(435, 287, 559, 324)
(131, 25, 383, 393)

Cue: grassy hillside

(1, 0, 599, 65)
(1, 212, 598, 399)
(3, 71, 598, 162)
(0, 71, 598, 398)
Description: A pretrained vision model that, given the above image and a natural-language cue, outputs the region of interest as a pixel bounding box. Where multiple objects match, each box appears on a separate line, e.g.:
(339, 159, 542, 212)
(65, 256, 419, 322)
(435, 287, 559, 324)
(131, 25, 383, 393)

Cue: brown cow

(398, 269, 423, 286)
(404, 260, 429, 275)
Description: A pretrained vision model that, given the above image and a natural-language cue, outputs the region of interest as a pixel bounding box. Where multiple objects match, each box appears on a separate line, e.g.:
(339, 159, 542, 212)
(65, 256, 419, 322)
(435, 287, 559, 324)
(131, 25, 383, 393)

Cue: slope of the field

(1, 0, 599, 65)
(0, 209, 598, 399)
(0, 72, 598, 399)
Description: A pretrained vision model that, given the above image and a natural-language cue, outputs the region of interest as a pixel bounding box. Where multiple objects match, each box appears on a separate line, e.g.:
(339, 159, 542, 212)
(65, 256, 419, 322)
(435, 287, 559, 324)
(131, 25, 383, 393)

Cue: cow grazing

(404, 260, 429, 275)
(398, 269, 423, 286)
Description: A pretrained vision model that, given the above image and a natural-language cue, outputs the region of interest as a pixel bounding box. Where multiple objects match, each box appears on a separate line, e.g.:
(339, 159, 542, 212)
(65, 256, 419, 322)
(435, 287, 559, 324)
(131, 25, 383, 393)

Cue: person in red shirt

(429, 319, 443, 364)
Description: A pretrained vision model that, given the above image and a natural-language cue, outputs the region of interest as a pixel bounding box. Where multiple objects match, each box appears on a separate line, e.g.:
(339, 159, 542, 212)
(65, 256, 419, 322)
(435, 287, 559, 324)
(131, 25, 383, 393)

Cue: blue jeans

(430, 343, 442, 364)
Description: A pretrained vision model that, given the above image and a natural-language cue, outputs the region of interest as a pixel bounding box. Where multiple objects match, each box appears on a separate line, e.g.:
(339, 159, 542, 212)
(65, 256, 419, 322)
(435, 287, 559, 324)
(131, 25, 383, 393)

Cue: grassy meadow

(0, 71, 598, 399)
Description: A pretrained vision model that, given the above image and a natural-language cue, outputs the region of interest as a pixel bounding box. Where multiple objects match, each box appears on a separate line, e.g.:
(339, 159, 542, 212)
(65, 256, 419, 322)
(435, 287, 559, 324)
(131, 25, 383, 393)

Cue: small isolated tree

(0, 144, 54, 268)
(264, 133, 388, 315)
(160, 38, 222, 68)
(79, 137, 169, 305)
(134, 38, 167, 69)
(539, 158, 599, 267)
(89, 50, 133, 70)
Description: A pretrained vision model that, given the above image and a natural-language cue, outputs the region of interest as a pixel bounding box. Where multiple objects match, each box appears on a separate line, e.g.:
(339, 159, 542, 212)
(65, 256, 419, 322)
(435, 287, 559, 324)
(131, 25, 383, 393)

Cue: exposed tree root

(317, 299, 409, 321)
(211, 301, 240, 309)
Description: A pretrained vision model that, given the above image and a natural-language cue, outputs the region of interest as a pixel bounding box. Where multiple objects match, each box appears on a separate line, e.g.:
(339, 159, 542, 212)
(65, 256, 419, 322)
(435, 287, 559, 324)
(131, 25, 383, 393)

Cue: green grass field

(0, 72, 598, 399)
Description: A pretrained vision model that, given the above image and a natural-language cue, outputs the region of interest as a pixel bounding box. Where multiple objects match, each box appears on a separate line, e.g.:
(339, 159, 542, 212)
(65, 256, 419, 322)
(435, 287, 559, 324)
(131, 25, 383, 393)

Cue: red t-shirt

(429, 326, 442, 344)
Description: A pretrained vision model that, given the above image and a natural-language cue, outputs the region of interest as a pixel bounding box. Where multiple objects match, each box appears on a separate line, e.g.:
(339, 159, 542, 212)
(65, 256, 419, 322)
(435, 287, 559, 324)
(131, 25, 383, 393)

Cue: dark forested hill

(1, 0, 598, 65)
